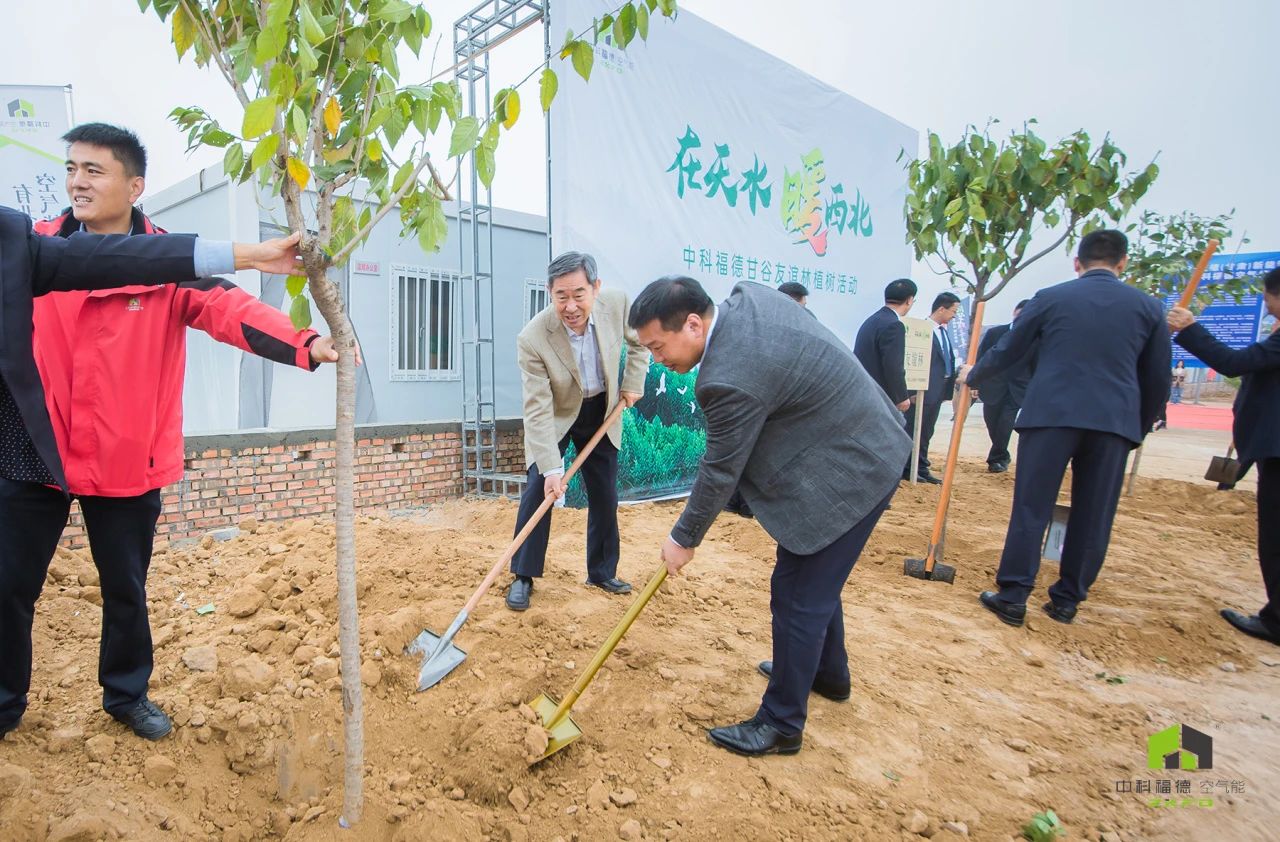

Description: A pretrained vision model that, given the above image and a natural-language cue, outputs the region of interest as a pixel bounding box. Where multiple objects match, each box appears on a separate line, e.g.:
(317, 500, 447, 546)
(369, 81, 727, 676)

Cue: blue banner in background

(1167, 251, 1278, 368)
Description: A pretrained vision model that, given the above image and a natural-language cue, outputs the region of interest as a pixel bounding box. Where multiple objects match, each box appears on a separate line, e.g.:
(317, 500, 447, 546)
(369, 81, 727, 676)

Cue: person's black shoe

(506, 576, 532, 611)
(919, 473, 943, 485)
(724, 496, 755, 519)
(988, 462, 1009, 474)
(585, 577, 632, 595)
(1042, 600, 1077, 624)
(1220, 609, 1280, 646)
(757, 661, 850, 702)
(110, 697, 172, 741)
(979, 591, 1026, 627)
(707, 716, 802, 757)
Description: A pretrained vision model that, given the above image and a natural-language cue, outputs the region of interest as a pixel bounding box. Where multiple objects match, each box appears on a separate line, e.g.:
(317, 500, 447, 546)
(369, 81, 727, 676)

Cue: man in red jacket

(28, 123, 338, 741)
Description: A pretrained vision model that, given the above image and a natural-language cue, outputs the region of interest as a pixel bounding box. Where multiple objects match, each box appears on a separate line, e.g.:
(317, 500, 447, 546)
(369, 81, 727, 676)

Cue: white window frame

(388, 263, 460, 382)
(524, 277, 549, 323)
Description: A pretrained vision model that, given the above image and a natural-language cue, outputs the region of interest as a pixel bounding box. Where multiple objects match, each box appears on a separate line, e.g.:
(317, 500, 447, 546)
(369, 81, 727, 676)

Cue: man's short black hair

(1077, 229, 1128, 268)
(932, 291, 961, 313)
(63, 123, 147, 178)
(1264, 267, 1280, 296)
(777, 281, 809, 302)
(884, 278, 917, 304)
(1015, 298, 1031, 311)
(628, 276, 714, 332)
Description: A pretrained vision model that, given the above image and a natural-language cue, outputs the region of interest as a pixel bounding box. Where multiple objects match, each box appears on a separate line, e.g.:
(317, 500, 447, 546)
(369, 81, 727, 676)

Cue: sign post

(901, 317, 934, 485)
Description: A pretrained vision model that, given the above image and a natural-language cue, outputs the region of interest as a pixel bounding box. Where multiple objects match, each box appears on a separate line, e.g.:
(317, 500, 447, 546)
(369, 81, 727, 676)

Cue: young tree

(1125, 209, 1254, 304)
(138, 0, 678, 825)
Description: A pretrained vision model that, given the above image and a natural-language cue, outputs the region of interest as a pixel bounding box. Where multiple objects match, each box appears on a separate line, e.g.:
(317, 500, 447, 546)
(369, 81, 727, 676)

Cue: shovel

(411, 400, 628, 691)
(1204, 441, 1241, 485)
(528, 561, 668, 763)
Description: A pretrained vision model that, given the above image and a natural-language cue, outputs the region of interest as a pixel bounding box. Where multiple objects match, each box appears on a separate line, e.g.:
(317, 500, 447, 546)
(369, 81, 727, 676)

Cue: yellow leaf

(172, 6, 196, 59)
(286, 157, 310, 190)
(323, 97, 341, 137)
(501, 90, 520, 130)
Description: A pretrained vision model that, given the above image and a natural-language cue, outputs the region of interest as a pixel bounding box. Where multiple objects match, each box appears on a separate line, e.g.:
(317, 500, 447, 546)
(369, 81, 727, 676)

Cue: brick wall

(59, 420, 525, 549)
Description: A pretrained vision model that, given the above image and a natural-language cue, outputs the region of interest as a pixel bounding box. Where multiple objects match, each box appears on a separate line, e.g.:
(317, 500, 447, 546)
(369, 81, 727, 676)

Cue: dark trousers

(510, 395, 619, 582)
(757, 490, 894, 735)
(903, 399, 943, 475)
(1257, 459, 1280, 632)
(983, 397, 1019, 467)
(993, 427, 1130, 607)
(0, 478, 162, 729)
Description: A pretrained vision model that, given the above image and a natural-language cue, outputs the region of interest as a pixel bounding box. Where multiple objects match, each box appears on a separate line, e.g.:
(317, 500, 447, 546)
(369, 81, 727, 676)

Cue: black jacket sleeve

(1176, 322, 1280, 377)
(878, 319, 909, 403)
(28, 227, 197, 296)
(1136, 307, 1173, 436)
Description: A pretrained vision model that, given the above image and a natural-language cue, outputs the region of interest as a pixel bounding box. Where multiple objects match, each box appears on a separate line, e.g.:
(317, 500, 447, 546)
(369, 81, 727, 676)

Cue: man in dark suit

(0, 206, 300, 741)
(1169, 268, 1280, 646)
(902, 292, 962, 483)
(962, 230, 1170, 627)
(854, 278, 915, 414)
(630, 277, 911, 757)
(976, 299, 1033, 472)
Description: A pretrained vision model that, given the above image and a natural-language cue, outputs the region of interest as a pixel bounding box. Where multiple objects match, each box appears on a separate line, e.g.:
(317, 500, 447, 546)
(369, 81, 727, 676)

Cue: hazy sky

(2, 0, 1275, 322)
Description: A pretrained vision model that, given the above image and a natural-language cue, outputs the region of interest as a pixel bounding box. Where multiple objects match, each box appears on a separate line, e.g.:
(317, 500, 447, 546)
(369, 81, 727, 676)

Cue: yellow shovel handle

(545, 561, 669, 730)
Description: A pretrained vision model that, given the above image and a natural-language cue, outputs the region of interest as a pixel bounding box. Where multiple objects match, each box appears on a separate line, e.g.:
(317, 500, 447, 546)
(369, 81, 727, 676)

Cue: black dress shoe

(988, 462, 1009, 473)
(506, 576, 532, 611)
(979, 591, 1026, 627)
(585, 577, 632, 595)
(1042, 600, 1077, 624)
(1221, 609, 1280, 646)
(707, 716, 802, 757)
(757, 661, 850, 702)
(919, 473, 943, 485)
(111, 697, 172, 741)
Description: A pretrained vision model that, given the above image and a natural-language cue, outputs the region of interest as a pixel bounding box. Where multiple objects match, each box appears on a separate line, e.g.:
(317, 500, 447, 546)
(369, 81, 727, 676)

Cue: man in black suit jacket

(0, 206, 300, 741)
(1169, 268, 1280, 646)
(976, 299, 1033, 472)
(902, 292, 962, 483)
(962, 230, 1170, 627)
(853, 278, 916, 412)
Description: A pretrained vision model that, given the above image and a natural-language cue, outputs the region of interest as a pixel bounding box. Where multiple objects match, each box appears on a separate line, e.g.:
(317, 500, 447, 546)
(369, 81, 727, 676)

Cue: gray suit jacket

(672, 282, 912, 555)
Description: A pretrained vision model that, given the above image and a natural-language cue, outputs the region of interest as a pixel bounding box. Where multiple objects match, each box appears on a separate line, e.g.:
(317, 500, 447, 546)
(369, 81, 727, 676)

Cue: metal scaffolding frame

(453, 0, 548, 497)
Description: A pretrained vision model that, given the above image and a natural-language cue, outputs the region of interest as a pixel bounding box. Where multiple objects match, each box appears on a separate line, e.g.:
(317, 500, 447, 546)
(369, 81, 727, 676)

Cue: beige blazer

(517, 286, 650, 473)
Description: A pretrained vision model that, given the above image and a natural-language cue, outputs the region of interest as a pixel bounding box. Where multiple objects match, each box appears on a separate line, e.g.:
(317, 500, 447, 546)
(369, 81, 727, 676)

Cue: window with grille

(525, 278, 548, 322)
(389, 265, 458, 381)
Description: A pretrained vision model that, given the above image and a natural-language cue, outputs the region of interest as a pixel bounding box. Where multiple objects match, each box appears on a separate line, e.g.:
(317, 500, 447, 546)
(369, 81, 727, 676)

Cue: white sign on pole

(549, 2, 917, 336)
(0, 85, 72, 220)
(901, 316, 935, 392)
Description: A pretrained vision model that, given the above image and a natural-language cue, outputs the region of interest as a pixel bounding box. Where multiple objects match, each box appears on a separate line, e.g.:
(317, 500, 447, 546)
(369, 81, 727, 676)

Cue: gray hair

(547, 251, 599, 288)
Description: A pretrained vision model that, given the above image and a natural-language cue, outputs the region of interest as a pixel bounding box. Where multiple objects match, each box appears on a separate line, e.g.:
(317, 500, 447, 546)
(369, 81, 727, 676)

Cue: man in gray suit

(629, 277, 911, 757)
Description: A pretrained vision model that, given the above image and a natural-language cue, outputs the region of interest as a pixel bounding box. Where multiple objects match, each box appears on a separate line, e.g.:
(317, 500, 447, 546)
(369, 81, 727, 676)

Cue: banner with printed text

(0, 85, 72, 221)
(550, 2, 917, 502)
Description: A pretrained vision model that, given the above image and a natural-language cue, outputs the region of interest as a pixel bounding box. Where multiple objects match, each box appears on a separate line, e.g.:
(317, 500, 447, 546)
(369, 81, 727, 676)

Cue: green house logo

(7, 99, 35, 118)
(1148, 724, 1212, 770)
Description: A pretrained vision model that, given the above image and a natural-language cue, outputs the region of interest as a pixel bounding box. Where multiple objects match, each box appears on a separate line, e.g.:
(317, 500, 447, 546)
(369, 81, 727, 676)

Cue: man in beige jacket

(506, 252, 649, 610)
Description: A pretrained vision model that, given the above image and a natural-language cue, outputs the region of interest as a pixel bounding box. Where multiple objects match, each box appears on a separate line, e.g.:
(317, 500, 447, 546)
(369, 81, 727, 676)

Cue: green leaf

(372, 0, 413, 23)
(254, 24, 288, 66)
(286, 274, 307, 298)
(571, 40, 594, 81)
(250, 134, 281, 172)
(540, 68, 558, 112)
(222, 143, 244, 178)
(418, 198, 448, 253)
(476, 143, 495, 188)
(289, 104, 308, 145)
(391, 160, 415, 193)
(299, 1, 325, 45)
(266, 0, 295, 28)
(366, 138, 383, 162)
(242, 96, 278, 139)
(618, 3, 637, 48)
(636, 2, 650, 39)
(297, 35, 319, 74)
(481, 119, 499, 152)
(448, 116, 481, 158)
(289, 293, 312, 330)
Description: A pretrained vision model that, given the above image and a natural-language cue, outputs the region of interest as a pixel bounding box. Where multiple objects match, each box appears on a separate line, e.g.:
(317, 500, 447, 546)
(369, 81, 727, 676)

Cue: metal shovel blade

(527, 692, 582, 764)
(408, 628, 467, 691)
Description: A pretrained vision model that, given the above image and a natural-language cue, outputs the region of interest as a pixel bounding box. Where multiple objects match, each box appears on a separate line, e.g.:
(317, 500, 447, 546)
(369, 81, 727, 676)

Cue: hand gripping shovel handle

(923, 299, 987, 572)
(425, 399, 629, 664)
(1175, 239, 1220, 310)
(544, 561, 668, 731)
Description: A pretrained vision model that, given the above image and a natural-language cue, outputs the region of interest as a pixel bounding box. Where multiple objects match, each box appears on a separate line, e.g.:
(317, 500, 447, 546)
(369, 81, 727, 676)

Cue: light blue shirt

(193, 239, 235, 279)
(567, 315, 606, 398)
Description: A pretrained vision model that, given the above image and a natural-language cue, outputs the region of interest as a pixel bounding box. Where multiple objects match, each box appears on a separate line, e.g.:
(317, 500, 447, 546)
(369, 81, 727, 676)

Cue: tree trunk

(309, 270, 364, 827)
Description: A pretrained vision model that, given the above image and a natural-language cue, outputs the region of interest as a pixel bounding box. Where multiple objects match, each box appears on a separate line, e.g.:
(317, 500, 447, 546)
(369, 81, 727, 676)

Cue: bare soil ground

(1, 458, 1276, 841)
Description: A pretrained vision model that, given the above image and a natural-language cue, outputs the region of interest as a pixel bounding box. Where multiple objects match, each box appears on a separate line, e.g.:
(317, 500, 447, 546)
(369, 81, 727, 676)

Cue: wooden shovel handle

(1175, 239, 1220, 310)
(460, 399, 629, 617)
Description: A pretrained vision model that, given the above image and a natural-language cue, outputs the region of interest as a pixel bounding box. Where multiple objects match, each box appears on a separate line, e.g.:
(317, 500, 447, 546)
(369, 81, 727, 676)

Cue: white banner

(549, 2, 917, 337)
(0, 85, 72, 221)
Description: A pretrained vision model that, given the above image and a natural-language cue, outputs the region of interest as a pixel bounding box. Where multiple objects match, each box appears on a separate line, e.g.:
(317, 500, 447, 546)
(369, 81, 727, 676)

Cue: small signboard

(902, 317, 934, 392)
(353, 259, 381, 275)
